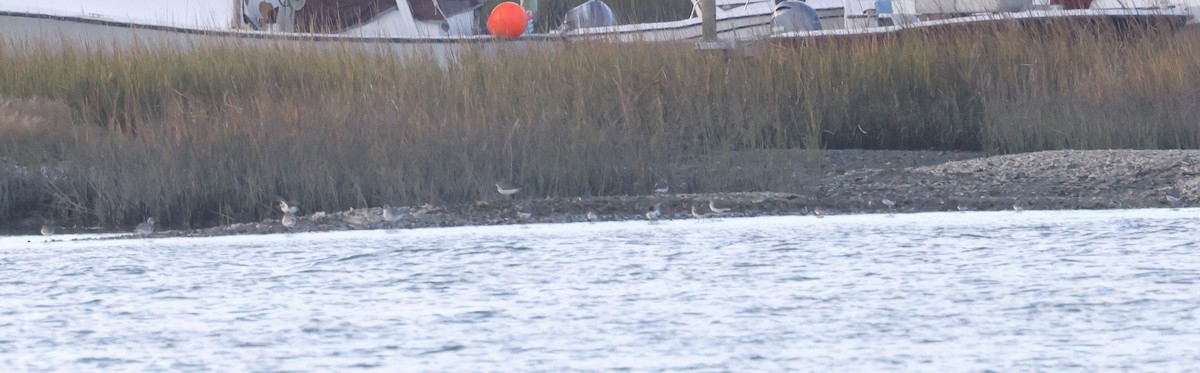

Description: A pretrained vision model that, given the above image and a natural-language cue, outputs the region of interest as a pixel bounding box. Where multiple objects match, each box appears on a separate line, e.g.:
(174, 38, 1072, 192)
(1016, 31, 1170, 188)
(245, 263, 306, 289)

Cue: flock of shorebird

(484, 182, 1191, 225)
(33, 183, 1190, 238)
(252, 187, 1189, 232)
(39, 216, 155, 240)
(500, 180, 737, 224)
(260, 180, 742, 229)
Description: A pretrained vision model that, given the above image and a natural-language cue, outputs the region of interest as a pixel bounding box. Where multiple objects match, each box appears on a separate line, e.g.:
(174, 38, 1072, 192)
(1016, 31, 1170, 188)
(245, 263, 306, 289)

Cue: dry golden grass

(1, 19, 1197, 229)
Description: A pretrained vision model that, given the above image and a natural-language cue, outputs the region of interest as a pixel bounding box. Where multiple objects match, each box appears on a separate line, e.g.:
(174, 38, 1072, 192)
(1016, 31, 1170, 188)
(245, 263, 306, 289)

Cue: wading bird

(881, 198, 896, 210)
(1166, 195, 1184, 209)
(383, 205, 404, 223)
(135, 217, 155, 236)
(282, 209, 297, 230)
(646, 203, 662, 220)
(517, 204, 532, 222)
(40, 221, 55, 237)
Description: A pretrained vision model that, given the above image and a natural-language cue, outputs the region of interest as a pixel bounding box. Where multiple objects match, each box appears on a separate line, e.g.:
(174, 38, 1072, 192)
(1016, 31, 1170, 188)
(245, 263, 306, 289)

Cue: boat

(0, 0, 785, 55)
(0, 2, 474, 62)
(0, 0, 1192, 59)
(562, 0, 794, 42)
(767, 0, 1197, 42)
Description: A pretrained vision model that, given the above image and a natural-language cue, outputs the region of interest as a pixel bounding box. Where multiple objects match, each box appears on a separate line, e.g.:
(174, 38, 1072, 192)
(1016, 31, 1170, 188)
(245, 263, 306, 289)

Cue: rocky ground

(116, 148, 1198, 239)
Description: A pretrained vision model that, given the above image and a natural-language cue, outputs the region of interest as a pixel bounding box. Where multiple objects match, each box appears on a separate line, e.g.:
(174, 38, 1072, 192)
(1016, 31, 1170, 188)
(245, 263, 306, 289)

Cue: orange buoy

(487, 2, 529, 39)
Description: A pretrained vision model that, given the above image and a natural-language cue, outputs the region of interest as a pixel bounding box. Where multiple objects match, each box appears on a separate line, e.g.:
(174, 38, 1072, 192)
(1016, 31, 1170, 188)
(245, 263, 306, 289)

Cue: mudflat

(130, 149, 1196, 239)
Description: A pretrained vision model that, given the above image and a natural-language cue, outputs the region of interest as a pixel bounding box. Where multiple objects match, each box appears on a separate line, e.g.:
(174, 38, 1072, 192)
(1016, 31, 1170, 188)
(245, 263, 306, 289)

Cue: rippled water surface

(2, 209, 1199, 372)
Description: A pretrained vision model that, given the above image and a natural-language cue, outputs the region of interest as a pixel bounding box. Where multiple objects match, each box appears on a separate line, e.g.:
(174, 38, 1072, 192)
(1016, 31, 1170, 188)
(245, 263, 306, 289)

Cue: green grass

(1, 19, 1198, 230)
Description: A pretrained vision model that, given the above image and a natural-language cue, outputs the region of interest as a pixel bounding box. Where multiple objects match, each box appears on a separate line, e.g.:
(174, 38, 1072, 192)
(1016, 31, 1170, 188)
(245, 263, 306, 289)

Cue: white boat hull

(564, 7, 776, 42)
(2, 7, 1189, 61)
(0, 10, 501, 62)
(772, 8, 1193, 40)
(0, 6, 778, 59)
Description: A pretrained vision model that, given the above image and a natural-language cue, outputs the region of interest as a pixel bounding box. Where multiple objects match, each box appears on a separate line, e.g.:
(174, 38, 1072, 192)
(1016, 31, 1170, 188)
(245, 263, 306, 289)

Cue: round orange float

(487, 2, 529, 39)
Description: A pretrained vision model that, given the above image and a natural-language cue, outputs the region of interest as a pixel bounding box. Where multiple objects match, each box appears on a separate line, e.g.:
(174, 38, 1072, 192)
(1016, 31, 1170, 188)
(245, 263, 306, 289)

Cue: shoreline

(24, 148, 1194, 240)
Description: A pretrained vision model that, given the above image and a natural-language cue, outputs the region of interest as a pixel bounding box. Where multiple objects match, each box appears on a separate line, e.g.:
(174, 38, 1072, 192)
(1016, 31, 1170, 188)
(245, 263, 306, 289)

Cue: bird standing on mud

(40, 221, 55, 237)
(135, 217, 155, 236)
(1165, 195, 1184, 209)
(646, 203, 662, 220)
(276, 198, 299, 230)
(881, 198, 896, 210)
(881, 198, 897, 217)
(383, 205, 403, 223)
(282, 209, 297, 230)
(691, 205, 710, 219)
(516, 204, 533, 223)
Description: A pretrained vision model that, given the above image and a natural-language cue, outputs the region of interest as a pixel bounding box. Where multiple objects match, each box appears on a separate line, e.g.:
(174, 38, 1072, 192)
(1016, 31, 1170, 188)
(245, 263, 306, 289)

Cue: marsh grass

(1, 19, 1198, 230)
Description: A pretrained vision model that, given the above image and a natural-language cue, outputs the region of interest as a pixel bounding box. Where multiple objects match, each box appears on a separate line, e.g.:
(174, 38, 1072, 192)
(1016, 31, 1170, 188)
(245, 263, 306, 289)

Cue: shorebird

(957, 204, 968, 213)
(516, 204, 532, 222)
(881, 198, 896, 209)
(654, 180, 669, 194)
(40, 221, 55, 237)
(881, 198, 896, 217)
(496, 181, 520, 197)
(272, 196, 300, 215)
(691, 205, 710, 219)
(587, 210, 598, 223)
(708, 200, 730, 214)
(646, 203, 662, 220)
(812, 206, 824, 218)
(1012, 203, 1024, 213)
(281, 210, 297, 230)
(135, 217, 155, 236)
(383, 204, 403, 222)
(1166, 195, 1184, 209)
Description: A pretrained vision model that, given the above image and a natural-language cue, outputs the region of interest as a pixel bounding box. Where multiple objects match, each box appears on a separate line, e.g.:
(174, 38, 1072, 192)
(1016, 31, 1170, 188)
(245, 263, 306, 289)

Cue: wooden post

(701, 0, 717, 41)
(695, 0, 736, 55)
(232, 0, 243, 29)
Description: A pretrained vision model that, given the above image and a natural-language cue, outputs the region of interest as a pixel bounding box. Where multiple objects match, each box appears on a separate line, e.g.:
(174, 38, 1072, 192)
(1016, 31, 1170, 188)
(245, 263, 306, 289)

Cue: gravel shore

(128, 149, 1197, 239)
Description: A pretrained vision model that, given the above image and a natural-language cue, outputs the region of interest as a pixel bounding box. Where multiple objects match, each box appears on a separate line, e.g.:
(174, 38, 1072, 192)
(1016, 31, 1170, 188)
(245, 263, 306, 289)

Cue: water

(2, 209, 1198, 372)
